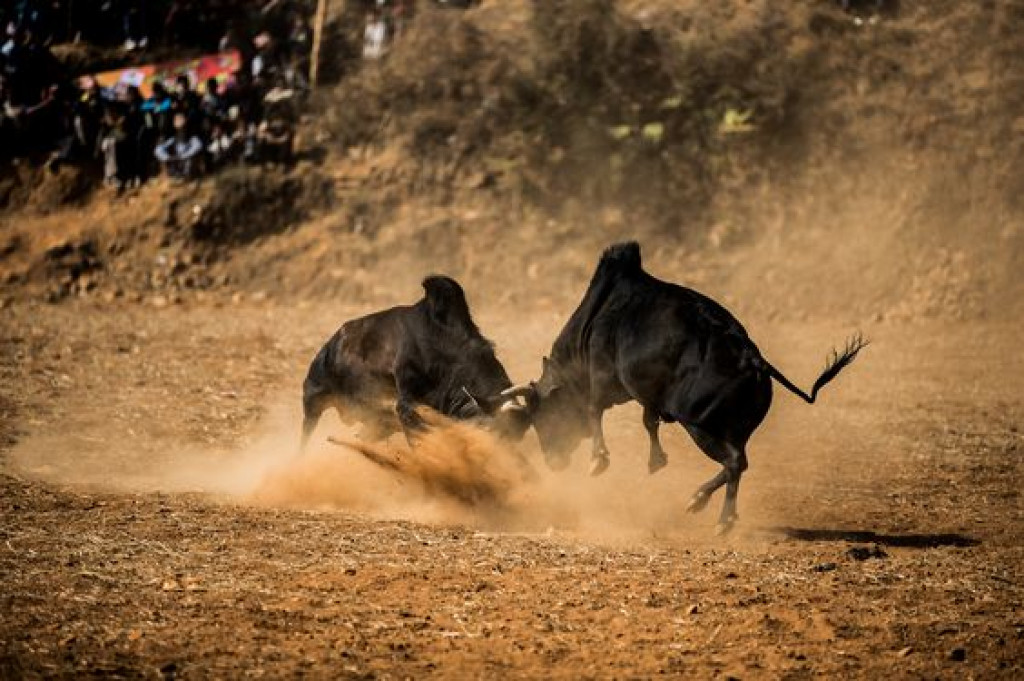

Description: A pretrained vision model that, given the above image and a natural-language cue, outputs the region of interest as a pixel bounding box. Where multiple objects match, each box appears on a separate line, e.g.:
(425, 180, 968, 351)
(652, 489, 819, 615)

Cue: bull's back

(305, 306, 411, 398)
(604, 278, 768, 401)
(334, 307, 410, 375)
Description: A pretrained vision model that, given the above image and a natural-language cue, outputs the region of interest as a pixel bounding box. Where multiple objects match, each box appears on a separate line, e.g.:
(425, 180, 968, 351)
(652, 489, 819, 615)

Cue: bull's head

(460, 387, 532, 442)
(499, 357, 588, 471)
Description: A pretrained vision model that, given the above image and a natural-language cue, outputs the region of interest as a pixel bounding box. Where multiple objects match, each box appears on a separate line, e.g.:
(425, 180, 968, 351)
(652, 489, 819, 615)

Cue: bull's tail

(764, 333, 868, 404)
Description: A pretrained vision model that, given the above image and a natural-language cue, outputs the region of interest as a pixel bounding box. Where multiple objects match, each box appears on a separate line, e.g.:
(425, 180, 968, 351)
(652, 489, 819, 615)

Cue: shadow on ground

(767, 527, 980, 548)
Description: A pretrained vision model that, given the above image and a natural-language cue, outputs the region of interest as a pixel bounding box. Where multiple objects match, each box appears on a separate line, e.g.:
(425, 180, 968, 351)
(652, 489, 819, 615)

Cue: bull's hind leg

(715, 441, 748, 535)
(643, 406, 668, 474)
(682, 424, 748, 535)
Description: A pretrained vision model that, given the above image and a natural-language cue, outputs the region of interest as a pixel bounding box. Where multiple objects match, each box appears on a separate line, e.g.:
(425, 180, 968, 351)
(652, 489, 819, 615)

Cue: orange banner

(81, 51, 243, 97)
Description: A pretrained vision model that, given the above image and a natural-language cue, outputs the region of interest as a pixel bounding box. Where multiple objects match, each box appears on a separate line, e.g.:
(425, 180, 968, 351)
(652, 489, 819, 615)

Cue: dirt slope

(2, 0, 1022, 321)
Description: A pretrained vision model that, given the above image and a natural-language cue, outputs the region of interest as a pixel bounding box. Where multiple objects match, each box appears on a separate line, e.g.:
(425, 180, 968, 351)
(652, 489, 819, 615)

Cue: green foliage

(319, 0, 813, 231)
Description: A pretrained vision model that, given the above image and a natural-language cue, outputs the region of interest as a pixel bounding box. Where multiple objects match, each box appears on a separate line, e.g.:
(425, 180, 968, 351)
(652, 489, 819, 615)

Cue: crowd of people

(2, 0, 315, 188)
(2, 0, 482, 188)
(0, 1, 292, 53)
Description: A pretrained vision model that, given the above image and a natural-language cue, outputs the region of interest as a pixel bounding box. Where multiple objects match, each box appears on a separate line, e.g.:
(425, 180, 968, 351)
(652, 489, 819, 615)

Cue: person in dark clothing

(123, 0, 148, 51)
(225, 69, 263, 162)
(121, 84, 146, 185)
(3, 28, 36, 108)
(142, 80, 175, 140)
(0, 72, 16, 158)
(71, 80, 105, 164)
(219, 22, 255, 76)
(257, 98, 295, 166)
(36, 82, 83, 172)
(200, 77, 226, 120)
(172, 75, 204, 144)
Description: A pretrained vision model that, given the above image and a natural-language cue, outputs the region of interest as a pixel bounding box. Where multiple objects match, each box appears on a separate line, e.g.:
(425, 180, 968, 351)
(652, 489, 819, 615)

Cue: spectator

(98, 102, 129, 188)
(73, 80, 105, 159)
(229, 68, 263, 131)
(219, 22, 255, 76)
(155, 113, 203, 181)
(172, 74, 203, 137)
(19, 81, 62, 162)
(286, 13, 311, 67)
(257, 98, 295, 166)
(2, 23, 17, 57)
(4, 26, 60, 108)
(142, 80, 174, 140)
(200, 77, 226, 120)
(363, 9, 387, 60)
(3, 0, 321, 184)
(280, 53, 308, 95)
(122, 85, 146, 185)
(207, 109, 241, 168)
(0, 72, 15, 156)
(32, 83, 83, 172)
(391, 0, 412, 39)
(123, 0, 148, 51)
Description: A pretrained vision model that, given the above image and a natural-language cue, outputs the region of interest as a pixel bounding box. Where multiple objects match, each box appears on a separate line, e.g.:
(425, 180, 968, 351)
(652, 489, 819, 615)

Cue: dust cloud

(6, 391, 774, 544)
(244, 406, 713, 540)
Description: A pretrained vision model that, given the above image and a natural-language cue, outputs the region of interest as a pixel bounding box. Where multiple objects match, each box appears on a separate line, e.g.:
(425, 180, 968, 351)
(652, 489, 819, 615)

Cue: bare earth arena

(1, 1, 1022, 678)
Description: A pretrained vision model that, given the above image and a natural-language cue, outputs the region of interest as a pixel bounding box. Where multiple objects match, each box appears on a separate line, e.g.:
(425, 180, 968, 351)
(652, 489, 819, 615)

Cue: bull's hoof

(589, 456, 610, 477)
(715, 516, 738, 537)
(648, 451, 668, 474)
(685, 492, 710, 514)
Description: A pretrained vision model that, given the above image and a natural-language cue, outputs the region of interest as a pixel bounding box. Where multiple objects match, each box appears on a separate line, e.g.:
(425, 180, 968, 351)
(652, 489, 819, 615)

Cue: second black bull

(300, 275, 529, 451)
(501, 242, 867, 534)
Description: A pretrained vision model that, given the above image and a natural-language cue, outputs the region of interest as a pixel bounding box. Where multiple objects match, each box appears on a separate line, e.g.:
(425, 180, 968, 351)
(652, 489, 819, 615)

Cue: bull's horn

(500, 383, 535, 400)
(499, 400, 527, 413)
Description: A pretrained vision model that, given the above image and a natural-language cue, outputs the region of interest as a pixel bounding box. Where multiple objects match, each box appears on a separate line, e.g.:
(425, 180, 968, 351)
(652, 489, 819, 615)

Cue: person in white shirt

(362, 10, 387, 60)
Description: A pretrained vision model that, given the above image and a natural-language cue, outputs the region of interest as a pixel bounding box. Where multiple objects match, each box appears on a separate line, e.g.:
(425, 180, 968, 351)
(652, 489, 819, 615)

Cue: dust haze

(5, 305, 884, 549)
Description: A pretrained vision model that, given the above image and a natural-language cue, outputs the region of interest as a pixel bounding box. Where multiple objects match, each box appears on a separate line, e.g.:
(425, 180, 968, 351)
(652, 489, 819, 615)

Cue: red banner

(81, 51, 243, 97)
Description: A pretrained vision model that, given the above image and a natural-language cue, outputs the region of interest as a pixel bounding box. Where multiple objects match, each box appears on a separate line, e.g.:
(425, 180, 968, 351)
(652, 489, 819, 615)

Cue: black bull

(501, 242, 867, 534)
(300, 276, 529, 451)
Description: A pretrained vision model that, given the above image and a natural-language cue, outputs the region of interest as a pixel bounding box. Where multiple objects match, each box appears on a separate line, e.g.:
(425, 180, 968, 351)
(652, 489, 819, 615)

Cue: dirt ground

(1, 296, 1021, 679)
(1, 1, 1022, 677)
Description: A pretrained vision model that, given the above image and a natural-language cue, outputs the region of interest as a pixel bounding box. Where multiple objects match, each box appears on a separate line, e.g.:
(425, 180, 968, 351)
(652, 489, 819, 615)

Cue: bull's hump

(598, 241, 643, 273)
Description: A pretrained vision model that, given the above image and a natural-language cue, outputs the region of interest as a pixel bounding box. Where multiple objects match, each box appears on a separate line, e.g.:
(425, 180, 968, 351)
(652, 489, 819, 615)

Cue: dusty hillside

(1, 0, 1022, 321)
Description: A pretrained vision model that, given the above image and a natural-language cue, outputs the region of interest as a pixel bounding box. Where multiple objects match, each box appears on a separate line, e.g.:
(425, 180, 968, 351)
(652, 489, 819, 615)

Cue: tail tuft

(810, 332, 869, 399)
(768, 332, 868, 404)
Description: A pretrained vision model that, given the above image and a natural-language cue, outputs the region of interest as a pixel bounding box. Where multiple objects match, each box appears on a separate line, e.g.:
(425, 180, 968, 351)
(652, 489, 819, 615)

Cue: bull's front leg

(395, 396, 425, 445)
(394, 352, 428, 446)
(588, 406, 611, 476)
